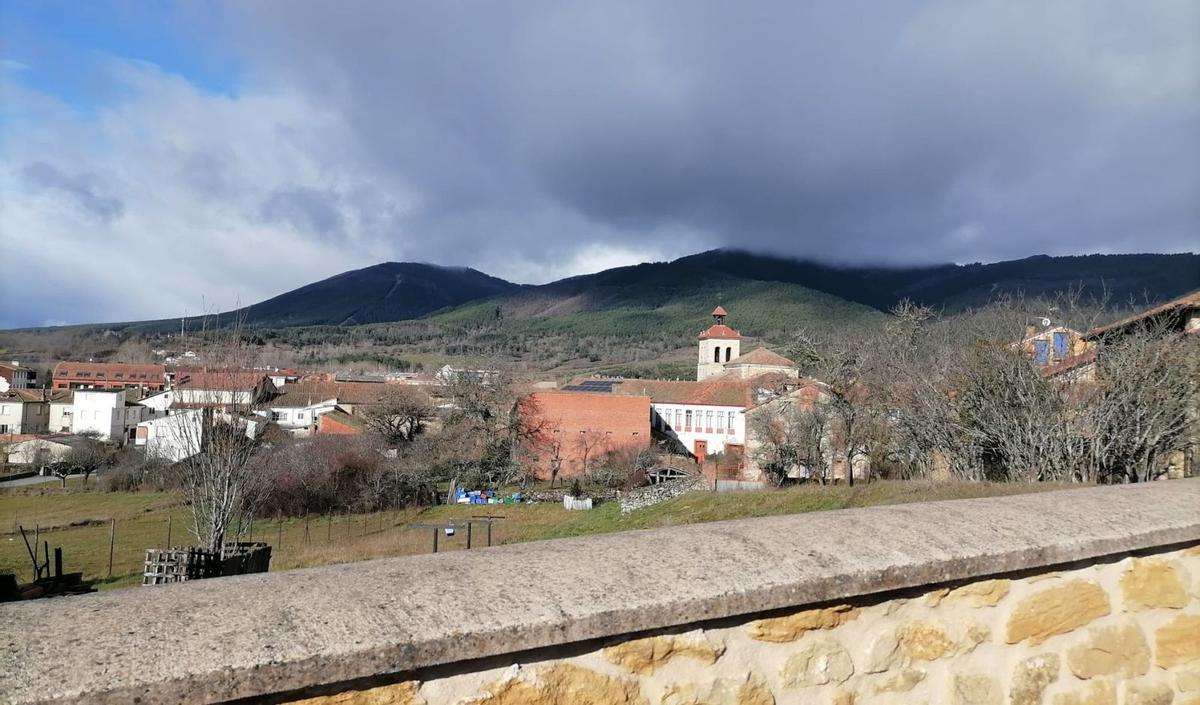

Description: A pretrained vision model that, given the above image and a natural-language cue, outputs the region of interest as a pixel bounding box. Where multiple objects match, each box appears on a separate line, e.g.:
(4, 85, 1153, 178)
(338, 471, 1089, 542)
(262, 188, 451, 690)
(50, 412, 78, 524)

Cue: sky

(1, 1, 1197, 328)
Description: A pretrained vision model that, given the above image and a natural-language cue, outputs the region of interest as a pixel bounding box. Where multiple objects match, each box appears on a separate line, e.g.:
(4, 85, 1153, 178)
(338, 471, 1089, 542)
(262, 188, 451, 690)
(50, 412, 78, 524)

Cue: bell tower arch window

(713, 347, 720, 363)
(725, 346, 732, 362)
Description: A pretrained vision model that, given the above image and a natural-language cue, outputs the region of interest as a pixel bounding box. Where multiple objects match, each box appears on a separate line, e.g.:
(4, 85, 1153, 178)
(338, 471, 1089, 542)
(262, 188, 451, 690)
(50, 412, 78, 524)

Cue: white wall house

(136, 390, 174, 413)
(49, 393, 74, 433)
(136, 410, 203, 462)
(71, 390, 148, 443)
(0, 391, 50, 435)
(266, 396, 338, 430)
(653, 403, 746, 456)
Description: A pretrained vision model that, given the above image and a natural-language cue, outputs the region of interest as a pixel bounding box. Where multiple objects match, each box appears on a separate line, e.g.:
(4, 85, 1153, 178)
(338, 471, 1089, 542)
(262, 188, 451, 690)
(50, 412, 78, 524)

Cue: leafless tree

(575, 429, 609, 480)
(361, 386, 434, 445)
(49, 434, 111, 488)
(790, 329, 886, 486)
(165, 313, 268, 555)
(748, 401, 829, 486)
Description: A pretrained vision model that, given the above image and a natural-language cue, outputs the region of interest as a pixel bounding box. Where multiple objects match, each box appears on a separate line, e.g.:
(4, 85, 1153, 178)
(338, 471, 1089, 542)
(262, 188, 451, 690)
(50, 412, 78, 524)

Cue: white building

(0, 390, 49, 435)
(4, 435, 90, 467)
(136, 410, 203, 462)
(172, 370, 275, 407)
(48, 391, 74, 433)
(70, 390, 148, 443)
(136, 408, 265, 462)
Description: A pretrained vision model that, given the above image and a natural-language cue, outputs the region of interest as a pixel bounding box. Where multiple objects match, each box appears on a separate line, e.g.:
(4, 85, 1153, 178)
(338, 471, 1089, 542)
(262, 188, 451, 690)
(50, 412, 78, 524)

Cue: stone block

(603, 632, 724, 675)
(898, 621, 957, 661)
(781, 639, 855, 688)
(1010, 653, 1060, 705)
(1065, 622, 1150, 679)
(1121, 558, 1189, 610)
(951, 674, 1001, 705)
(1122, 680, 1174, 705)
(1156, 613, 1200, 668)
(660, 672, 774, 705)
(1005, 580, 1111, 646)
(471, 664, 646, 705)
(1052, 680, 1116, 705)
(749, 605, 859, 643)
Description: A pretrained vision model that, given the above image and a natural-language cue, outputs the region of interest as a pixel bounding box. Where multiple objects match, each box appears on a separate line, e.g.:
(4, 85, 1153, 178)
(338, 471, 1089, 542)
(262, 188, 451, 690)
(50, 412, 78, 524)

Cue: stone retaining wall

(618, 477, 703, 513)
(290, 544, 1200, 705)
(2, 480, 1198, 704)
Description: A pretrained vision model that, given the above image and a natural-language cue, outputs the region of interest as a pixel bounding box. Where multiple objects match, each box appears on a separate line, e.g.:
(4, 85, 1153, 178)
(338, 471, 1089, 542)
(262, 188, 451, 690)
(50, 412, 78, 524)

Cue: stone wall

(618, 477, 703, 513)
(289, 545, 1200, 705)
(3, 480, 1198, 705)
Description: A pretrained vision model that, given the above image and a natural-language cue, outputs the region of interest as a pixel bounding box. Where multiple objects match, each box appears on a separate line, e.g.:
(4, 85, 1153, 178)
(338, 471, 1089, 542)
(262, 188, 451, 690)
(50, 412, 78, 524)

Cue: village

(3, 290, 1197, 494)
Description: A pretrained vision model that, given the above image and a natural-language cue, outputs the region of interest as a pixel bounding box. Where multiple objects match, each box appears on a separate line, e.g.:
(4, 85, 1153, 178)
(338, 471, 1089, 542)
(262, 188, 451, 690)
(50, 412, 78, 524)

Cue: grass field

(1, 480, 1063, 592)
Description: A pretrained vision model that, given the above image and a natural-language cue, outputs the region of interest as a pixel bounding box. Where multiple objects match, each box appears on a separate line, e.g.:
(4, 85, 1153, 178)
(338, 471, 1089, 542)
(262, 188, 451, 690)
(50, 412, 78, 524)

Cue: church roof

(727, 347, 795, 367)
(711, 305, 727, 317)
(698, 323, 741, 340)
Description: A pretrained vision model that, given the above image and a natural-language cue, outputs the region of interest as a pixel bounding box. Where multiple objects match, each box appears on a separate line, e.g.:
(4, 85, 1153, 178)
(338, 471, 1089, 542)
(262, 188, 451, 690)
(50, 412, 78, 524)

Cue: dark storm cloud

(228, 0, 1199, 267)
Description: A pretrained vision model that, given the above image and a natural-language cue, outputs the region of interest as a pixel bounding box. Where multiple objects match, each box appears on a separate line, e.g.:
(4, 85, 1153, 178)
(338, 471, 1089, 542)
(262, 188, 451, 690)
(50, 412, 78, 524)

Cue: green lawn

(1, 480, 1063, 592)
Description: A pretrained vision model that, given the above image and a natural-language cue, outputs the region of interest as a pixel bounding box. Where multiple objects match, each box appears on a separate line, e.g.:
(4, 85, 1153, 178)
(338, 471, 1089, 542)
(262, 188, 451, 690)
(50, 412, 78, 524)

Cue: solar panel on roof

(563, 381, 615, 392)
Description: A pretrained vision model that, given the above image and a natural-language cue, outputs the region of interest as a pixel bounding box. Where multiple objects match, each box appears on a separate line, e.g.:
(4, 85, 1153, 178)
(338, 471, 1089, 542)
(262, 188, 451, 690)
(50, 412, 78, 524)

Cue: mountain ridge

(5, 250, 1199, 334)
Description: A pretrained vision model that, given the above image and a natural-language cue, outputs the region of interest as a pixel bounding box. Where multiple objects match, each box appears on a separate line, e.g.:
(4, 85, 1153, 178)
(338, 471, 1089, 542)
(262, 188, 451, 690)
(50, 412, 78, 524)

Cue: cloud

(1, 0, 1196, 327)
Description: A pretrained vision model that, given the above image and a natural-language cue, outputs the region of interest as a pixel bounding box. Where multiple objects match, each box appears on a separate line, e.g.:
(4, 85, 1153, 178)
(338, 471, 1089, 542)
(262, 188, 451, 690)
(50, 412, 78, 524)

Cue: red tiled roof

(53, 361, 164, 381)
(175, 370, 271, 391)
(612, 378, 753, 407)
(1085, 290, 1200, 339)
(711, 305, 727, 317)
(272, 381, 409, 407)
(727, 347, 795, 367)
(698, 323, 741, 340)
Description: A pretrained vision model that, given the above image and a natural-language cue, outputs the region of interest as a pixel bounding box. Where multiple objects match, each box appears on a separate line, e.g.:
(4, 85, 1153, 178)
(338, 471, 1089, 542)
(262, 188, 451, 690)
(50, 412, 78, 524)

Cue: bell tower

(697, 306, 741, 380)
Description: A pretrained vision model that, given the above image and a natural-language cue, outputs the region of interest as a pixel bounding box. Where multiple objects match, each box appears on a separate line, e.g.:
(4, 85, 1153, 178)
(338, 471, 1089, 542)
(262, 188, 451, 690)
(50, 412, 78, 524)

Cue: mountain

(670, 251, 1200, 312)
(226, 262, 519, 327)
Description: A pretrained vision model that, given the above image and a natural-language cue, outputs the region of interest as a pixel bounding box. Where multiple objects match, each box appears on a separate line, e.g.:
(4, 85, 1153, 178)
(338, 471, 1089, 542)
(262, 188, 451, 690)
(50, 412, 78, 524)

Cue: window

(1033, 339, 1049, 365)
(0, 405, 7, 414)
(728, 411, 736, 430)
(706, 411, 713, 429)
(725, 347, 732, 362)
(674, 409, 682, 428)
(685, 410, 693, 429)
(713, 347, 720, 363)
(1053, 332, 1068, 359)
(716, 412, 724, 431)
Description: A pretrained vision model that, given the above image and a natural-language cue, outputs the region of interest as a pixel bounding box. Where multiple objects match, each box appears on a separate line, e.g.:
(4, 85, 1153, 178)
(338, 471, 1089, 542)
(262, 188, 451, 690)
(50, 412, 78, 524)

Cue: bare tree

(748, 401, 829, 486)
(49, 435, 111, 488)
(790, 330, 884, 486)
(575, 429, 609, 480)
(165, 313, 268, 555)
(361, 386, 434, 445)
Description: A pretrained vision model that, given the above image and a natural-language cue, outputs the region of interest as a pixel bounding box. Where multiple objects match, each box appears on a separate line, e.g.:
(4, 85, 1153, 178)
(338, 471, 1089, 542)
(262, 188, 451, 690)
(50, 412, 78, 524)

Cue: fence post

(107, 518, 116, 579)
(165, 515, 172, 549)
(304, 514, 310, 544)
(467, 522, 473, 550)
(277, 518, 283, 549)
(326, 514, 332, 542)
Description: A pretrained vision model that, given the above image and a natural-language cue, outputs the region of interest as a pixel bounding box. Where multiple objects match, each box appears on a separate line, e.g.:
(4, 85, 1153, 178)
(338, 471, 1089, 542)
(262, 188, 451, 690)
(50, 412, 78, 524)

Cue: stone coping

(2, 480, 1198, 704)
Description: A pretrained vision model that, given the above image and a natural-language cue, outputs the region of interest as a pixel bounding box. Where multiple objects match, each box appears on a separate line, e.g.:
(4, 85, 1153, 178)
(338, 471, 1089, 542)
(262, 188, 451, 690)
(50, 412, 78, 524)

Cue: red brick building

(523, 390, 651, 481)
(52, 362, 166, 391)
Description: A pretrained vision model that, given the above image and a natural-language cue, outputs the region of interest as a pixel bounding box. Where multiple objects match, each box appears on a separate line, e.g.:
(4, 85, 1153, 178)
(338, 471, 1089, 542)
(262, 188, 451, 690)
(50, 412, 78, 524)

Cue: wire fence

(1, 506, 503, 591)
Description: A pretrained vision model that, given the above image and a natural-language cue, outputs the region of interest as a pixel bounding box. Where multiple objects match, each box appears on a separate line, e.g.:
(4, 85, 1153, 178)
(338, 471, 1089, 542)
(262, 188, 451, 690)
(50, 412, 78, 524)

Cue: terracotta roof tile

(697, 323, 741, 340)
(727, 347, 795, 367)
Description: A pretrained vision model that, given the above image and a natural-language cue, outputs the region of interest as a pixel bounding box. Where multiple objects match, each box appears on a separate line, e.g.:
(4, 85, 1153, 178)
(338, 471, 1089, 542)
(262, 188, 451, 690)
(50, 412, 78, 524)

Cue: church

(696, 306, 797, 381)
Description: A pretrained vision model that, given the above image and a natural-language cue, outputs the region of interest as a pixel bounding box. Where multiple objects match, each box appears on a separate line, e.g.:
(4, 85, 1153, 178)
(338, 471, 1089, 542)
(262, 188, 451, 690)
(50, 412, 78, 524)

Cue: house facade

(172, 371, 275, 407)
(0, 390, 50, 435)
(70, 390, 148, 443)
